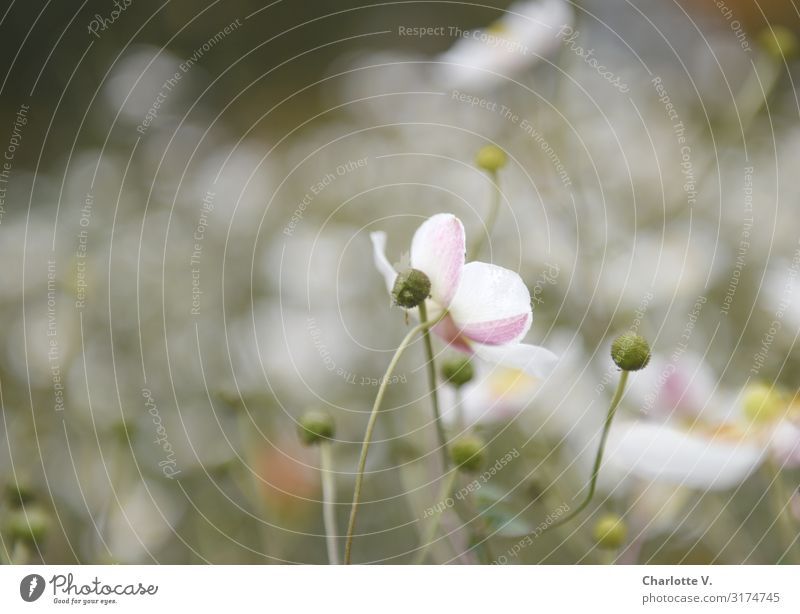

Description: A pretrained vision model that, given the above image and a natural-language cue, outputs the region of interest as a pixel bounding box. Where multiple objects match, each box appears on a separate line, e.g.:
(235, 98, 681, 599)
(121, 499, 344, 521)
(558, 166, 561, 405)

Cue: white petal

(770, 420, 800, 467)
(437, 0, 573, 89)
(410, 213, 465, 306)
(441, 361, 540, 427)
(472, 341, 558, 379)
(370, 231, 397, 294)
(449, 261, 533, 344)
(605, 421, 765, 490)
(626, 351, 721, 420)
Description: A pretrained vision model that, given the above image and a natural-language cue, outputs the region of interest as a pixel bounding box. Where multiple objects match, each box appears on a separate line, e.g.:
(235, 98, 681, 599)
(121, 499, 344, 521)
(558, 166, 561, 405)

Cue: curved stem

(413, 470, 458, 564)
(418, 302, 449, 470)
(319, 441, 339, 565)
(469, 169, 500, 261)
(343, 312, 446, 564)
(547, 370, 629, 531)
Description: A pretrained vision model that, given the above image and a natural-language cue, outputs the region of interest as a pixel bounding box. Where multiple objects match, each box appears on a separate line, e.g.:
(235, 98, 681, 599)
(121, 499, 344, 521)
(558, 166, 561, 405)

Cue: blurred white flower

(104, 45, 184, 123)
(437, 0, 572, 89)
(371, 213, 558, 377)
(626, 352, 721, 421)
(106, 481, 184, 563)
(441, 359, 541, 427)
(762, 259, 800, 330)
(605, 360, 800, 490)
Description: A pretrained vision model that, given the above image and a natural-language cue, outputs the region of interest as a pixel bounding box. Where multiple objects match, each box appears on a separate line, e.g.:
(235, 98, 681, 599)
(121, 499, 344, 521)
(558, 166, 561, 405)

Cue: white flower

(371, 213, 557, 378)
(437, 0, 572, 89)
(605, 357, 800, 490)
(441, 360, 541, 427)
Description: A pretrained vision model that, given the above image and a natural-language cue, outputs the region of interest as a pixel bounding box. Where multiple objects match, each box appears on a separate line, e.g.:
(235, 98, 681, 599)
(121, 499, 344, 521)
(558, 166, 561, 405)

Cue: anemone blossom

(605, 356, 800, 490)
(437, 0, 572, 89)
(370, 213, 558, 379)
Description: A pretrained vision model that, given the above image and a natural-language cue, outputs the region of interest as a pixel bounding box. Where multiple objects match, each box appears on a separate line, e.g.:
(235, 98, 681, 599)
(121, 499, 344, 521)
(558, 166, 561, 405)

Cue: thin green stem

(547, 370, 629, 532)
(418, 301, 449, 470)
(468, 495, 496, 564)
(728, 56, 780, 133)
(454, 387, 464, 432)
(0, 537, 11, 565)
(234, 412, 273, 561)
(599, 548, 618, 565)
(473, 516, 496, 564)
(413, 470, 458, 564)
(763, 460, 800, 564)
(10, 540, 30, 565)
(392, 437, 474, 564)
(469, 169, 500, 261)
(343, 312, 446, 565)
(319, 441, 339, 565)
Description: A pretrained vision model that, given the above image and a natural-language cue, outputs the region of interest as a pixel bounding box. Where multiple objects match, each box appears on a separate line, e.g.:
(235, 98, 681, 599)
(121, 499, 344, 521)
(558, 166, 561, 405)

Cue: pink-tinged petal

(449, 262, 532, 344)
(471, 341, 558, 379)
(370, 231, 397, 295)
(605, 421, 765, 490)
(410, 213, 465, 306)
(460, 313, 531, 345)
(431, 314, 472, 352)
(629, 352, 720, 419)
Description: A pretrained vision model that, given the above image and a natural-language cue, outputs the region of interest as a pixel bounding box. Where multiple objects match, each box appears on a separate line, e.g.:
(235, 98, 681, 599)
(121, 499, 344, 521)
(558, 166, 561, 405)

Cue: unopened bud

(759, 26, 798, 60)
(4, 481, 35, 508)
(450, 435, 486, 472)
(475, 144, 507, 173)
(441, 357, 474, 388)
(298, 410, 335, 445)
(5, 506, 51, 545)
(611, 332, 651, 371)
(592, 514, 627, 549)
(392, 269, 431, 309)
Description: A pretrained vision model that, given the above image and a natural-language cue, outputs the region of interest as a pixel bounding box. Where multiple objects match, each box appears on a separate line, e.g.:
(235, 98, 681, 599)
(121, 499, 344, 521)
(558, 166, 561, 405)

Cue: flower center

(488, 368, 538, 399)
(742, 383, 787, 423)
(682, 418, 749, 443)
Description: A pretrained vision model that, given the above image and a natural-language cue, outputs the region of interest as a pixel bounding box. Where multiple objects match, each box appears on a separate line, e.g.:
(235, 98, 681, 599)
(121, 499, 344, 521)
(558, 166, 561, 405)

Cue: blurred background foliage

(1, 0, 800, 564)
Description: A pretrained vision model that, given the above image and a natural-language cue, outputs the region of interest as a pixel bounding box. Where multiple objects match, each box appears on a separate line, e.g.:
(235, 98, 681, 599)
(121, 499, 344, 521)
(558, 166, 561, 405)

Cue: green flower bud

(392, 269, 431, 309)
(5, 506, 51, 545)
(450, 435, 486, 472)
(759, 26, 798, 60)
(592, 514, 627, 550)
(4, 481, 35, 508)
(743, 382, 785, 423)
(475, 145, 507, 173)
(611, 332, 651, 371)
(298, 410, 335, 445)
(441, 357, 474, 388)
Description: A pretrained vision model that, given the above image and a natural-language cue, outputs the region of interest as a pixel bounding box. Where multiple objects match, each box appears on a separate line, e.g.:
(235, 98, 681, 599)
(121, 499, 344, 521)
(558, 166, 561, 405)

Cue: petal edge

(370, 231, 398, 295)
(410, 214, 465, 306)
